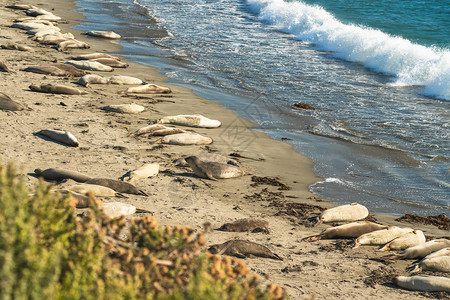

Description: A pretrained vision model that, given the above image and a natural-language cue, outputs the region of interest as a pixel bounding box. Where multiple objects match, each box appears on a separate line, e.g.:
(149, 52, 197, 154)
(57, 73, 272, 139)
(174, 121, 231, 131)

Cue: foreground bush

(0, 163, 287, 300)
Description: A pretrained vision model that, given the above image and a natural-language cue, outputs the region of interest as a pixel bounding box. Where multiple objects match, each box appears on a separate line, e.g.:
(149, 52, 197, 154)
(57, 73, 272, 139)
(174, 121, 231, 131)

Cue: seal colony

(1, 2, 449, 299)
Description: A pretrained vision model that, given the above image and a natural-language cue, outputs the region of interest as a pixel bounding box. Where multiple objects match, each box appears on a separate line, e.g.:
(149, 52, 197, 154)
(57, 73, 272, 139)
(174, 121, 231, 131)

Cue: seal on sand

(57, 39, 90, 52)
(29, 84, 88, 95)
(65, 60, 112, 72)
(56, 189, 92, 208)
(122, 163, 159, 183)
(303, 221, 388, 242)
(1, 43, 33, 51)
(408, 256, 450, 273)
(218, 218, 269, 233)
(0, 61, 11, 72)
(0, 93, 29, 111)
(64, 184, 121, 197)
(173, 153, 239, 167)
(158, 114, 221, 128)
(34, 168, 92, 182)
(101, 202, 136, 218)
(208, 240, 283, 260)
(85, 178, 147, 196)
(36, 129, 79, 147)
(161, 133, 213, 145)
(102, 103, 145, 114)
(117, 84, 171, 94)
(353, 226, 413, 248)
(313, 203, 369, 226)
(378, 230, 426, 251)
(185, 156, 243, 180)
(386, 239, 450, 260)
(23, 64, 86, 77)
(129, 124, 168, 137)
(393, 275, 450, 292)
(70, 53, 121, 61)
(109, 75, 144, 85)
(89, 58, 128, 68)
(77, 74, 109, 87)
(84, 31, 121, 39)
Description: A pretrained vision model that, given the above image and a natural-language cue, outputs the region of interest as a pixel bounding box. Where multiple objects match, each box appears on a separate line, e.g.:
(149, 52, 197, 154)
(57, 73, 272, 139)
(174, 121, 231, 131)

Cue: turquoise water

(299, 0, 449, 49)
(74, 0, 449, 216)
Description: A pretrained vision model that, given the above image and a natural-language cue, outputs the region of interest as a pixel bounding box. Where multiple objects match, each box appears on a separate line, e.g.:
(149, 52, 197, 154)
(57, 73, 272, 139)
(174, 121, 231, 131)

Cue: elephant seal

(0, 93, 28, 111)
(1, 43, 33, 51)
(85, 178, 147, 196)
(64, 184, 120, 197)
(36, 129, 79, 147)
(34, 168, 92, 182)
(313, 203, 369, 226)
(55, 189, 92, 208)
(421, 247, 450, 261)
(150, 128, 186, 136)
(129, 124, 168, 137)
(101, 202, 136, 219)
(353, 226, 413, 248)
(102, 103, 145, 114)
(85, 31, 121, 39)
(393, 275, 450, 292)
(161, 133, 213, 145)
(57, 39, 90, 52)
(12, 22, 59, 31)
(117, 84, 171, 94)
(0, 61, 11, 72)
(29, 84, 88, 95)
(77, 74, 109, 87)
(122, 163, 159, 183)
(23, 64, 86, 77)
(70, 53, 120, 60)
(185, 156, 243, 180)
(303, 221, 388, 242)
(26, 8, 53, 17)
(6, 4, 37, 10)
(208, 240, 282, 260)
(89, 58, 128, 68)
(109, 75, 144, 85)
(32, 34, 68, 45)
(65, 60, 112, 72)
(409, 256, 450, 273)
(386, 239, 450, 260)
(218, 218, 269, 233)
(378, 230, 426, 251)
(173, 153, 239, 167)
(158, 114, 221, 128)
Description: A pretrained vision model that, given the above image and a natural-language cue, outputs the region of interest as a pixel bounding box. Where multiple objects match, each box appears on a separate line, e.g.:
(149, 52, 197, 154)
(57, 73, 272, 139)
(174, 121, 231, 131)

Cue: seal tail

(312, 216, 322, 227)
(351, 240, 360, 249)
(271, 253, 284, 261)
(378, 244, 390, 251)
(115, 192, 128, 198)
(135, 207, 151, 214)
(138, 190, 148, 196)
(406, 264, 421, 273)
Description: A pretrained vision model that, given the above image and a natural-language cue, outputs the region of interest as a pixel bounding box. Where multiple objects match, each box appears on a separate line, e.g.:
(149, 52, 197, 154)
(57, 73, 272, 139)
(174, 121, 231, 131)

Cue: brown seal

(303, 221, 388, 242)
(29, 84, 88, 95)
(23, 64, 86, 77)
(34, 168, 92, 182)
(0, 93, 28, 111)
(84, 178, 147, 196)
(0, 61, 11, 72)
(218, 218, 269, 233)
(185, 156, 243, 180)
(208, 240, 283, 260)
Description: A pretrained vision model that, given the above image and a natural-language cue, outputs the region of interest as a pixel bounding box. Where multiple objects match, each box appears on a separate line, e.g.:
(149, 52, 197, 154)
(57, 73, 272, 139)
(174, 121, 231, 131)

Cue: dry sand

(0, 1, 448, 299)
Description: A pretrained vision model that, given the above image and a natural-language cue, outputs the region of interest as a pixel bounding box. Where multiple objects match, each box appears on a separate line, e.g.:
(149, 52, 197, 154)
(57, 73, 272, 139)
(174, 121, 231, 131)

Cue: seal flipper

(138, 189, 148, 196)
(271, 253, 284, 261)
(231, 251, 247, 259)
(204, 169, 217, 181)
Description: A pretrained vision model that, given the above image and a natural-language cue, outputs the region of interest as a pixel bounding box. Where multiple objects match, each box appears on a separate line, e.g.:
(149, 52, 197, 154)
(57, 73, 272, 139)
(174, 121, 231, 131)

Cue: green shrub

(0, 163, 287, 300)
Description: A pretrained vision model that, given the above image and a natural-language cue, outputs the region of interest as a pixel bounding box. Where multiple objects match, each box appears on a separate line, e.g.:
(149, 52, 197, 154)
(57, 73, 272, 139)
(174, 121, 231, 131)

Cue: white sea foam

(247, 0, 450, 100)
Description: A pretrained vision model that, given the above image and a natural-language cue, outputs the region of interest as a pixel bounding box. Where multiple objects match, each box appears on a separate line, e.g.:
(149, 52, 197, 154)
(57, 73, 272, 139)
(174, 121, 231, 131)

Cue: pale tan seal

(102, 103, 145, 114)
(1, 43, 33, 51)
(89, 58, 128, 68)
(0, 93, 28, 111)
(303, 221, 388, 242)
(129, 124, 168, 137)
(12, 22, 59, 32)
(185, 156, 243, 180)
(85, 178, 147, 196)
(313, 203, 369, 226)
(393, 275, 450, 292)
(55, 189, 92, 208)
(122, 163, 159, 183)
(208, 240, 282, 260)
(77, 74, 109, 87)
(218, 218, 269, 233)
(64, 184, 120, 197)
(101, 202, 136, 218)
(26, 8, 53, 17)
(36, 129, 79, 147)
(29, 84, 88, 95)
(150, 128, 186, 136)
(70, 53, 121, 60)
(161, 133, 213, 145)
(34, 168, 92, 182)
(409, 255, 450, 273)
(386, 239, 450, 260)
(158, 114, 221, 128)
(117, 84, 171, 94)
(84, 31, 121, 39)
(33, 34, 68, 45)
(57, 39, 90, 52)
(353, 226, 413, 248)
(378, 230, 426, 251)
(109, 75, 144, 85)
(173, 153, 239, 167)
(65, 60, 112, 72)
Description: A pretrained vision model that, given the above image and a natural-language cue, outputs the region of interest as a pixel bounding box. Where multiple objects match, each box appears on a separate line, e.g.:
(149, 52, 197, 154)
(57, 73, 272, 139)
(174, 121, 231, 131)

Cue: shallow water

(74, 0, 449, 216)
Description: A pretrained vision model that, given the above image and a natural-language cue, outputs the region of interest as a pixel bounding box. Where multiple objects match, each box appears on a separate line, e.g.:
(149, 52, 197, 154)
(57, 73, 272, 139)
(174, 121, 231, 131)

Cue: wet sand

(0, 0, 448, 299)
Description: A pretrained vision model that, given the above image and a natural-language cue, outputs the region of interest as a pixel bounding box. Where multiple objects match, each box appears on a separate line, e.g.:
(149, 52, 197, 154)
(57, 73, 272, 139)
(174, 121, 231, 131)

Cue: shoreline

(0, 0, 448, 299)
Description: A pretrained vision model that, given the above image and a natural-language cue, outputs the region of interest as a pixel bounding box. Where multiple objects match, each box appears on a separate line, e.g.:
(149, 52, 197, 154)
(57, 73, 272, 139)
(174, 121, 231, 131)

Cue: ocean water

(74, 0, 449, 216)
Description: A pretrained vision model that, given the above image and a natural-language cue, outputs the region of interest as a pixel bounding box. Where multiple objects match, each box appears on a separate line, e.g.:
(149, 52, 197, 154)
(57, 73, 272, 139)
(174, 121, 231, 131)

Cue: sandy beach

(0, 0, 448, 299)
